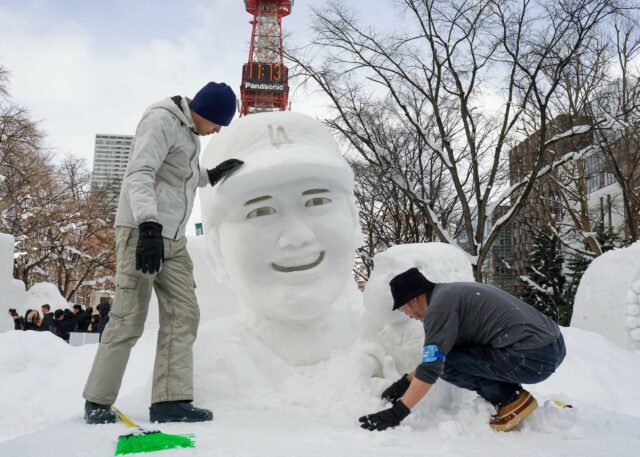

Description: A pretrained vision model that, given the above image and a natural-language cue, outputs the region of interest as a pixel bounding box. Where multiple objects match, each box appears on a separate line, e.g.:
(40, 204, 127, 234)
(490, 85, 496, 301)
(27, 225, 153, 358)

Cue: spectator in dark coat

(39, 304, 54, 332)
(51, 309, 73, 342)
(71, 304, 82, 325)
(75, 306, 92, 332)
(10, 309, 24, 330)
(65, 307, 77, 331)
(96, 301, 111, 336)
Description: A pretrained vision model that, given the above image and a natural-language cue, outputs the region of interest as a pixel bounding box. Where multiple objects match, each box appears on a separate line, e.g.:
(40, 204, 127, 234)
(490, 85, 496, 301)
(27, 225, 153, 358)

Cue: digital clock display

(242, 63, 288, 92)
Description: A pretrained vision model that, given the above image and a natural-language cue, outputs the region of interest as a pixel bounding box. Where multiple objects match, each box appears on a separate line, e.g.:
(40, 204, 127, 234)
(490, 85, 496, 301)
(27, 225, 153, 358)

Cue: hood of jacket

(114, 96, 209, 240)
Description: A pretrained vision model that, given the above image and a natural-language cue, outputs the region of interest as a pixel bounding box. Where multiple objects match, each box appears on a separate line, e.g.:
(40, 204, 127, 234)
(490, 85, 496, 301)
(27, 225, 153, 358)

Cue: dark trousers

(441, 334, 566, 406)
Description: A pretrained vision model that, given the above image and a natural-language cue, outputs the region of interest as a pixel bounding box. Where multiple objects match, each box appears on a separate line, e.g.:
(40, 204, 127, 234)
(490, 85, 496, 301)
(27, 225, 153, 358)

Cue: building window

(584, 152, 615, 194)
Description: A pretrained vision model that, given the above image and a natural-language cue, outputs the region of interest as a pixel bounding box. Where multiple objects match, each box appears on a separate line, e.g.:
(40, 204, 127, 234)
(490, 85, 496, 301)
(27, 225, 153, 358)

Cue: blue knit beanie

(190, 82, 237, 127)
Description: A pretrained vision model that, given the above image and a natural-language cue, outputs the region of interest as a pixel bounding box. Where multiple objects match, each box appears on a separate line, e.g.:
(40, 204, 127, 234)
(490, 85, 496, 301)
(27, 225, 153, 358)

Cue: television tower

(240, 0, 292, 116)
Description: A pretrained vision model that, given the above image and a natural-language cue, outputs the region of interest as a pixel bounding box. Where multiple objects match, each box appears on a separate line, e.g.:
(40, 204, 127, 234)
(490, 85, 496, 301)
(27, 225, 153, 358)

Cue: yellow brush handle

(553, 400, 574, 409)
(111, 406, 138, 428)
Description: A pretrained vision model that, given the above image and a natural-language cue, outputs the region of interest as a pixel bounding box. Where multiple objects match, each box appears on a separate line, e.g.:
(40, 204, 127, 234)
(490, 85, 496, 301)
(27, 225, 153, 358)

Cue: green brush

(112, 406, 195, 455)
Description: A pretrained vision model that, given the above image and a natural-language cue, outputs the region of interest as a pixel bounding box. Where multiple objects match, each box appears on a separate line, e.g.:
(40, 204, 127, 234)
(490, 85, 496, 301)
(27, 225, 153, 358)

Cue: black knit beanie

(389, 267, 436, 310)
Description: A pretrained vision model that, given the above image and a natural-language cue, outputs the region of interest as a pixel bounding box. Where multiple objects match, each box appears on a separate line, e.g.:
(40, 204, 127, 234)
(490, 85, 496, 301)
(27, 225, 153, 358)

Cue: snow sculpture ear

(206, 228, 232, 285)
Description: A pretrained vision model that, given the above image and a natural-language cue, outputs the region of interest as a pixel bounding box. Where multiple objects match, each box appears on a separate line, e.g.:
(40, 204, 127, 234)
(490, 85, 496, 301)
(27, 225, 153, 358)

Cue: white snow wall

(571, 241, 640, 353)
(0, 234, 26, 333)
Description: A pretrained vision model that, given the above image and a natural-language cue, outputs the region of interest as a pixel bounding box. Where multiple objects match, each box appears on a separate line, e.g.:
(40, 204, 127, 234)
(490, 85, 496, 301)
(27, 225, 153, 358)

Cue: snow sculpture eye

(305, 197, 332, 207)
(246, 207, 277, 219)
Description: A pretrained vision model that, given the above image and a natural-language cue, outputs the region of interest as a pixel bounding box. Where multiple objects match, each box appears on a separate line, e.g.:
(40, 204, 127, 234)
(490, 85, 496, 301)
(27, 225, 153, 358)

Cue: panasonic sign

(244, 82, 286, 92)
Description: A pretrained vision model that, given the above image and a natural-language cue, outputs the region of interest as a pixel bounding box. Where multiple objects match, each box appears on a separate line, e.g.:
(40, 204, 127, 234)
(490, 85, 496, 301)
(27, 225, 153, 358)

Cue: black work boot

(84, 400, 116, 424)
(149, 400, 213, 423)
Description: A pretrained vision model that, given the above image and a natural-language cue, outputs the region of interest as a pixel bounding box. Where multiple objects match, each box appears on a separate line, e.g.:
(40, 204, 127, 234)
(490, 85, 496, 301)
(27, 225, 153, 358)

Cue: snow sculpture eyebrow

(302, 189, 330, 195)
(244, 195, 272, 206)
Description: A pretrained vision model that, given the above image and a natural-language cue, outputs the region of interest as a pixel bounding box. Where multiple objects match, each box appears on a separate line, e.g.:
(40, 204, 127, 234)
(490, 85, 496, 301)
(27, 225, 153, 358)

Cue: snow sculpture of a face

(200, 112, 361, 322)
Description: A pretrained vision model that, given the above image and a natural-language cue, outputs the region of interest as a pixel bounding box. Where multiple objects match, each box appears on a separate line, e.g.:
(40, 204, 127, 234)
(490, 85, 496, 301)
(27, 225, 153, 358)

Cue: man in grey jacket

(359, 268, 566, 432)
(83, 82, 243, 424)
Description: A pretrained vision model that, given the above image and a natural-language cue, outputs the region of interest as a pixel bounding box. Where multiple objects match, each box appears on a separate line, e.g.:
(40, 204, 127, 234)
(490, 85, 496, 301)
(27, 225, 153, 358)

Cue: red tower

(240, 0, 292, 116)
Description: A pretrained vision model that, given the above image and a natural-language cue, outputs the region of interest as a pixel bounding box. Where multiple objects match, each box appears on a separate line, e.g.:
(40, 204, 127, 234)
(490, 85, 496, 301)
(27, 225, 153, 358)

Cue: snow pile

(0, 233, 26, 333)
(571, 241, 640, 352)
(0, 329, 157, 442)
(23, 282, 70, 311)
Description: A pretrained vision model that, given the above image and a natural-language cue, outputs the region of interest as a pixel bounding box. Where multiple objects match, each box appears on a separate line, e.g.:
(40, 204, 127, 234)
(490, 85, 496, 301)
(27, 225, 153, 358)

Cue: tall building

(91, 134, 134, 198)
(508, 114, 592, 294)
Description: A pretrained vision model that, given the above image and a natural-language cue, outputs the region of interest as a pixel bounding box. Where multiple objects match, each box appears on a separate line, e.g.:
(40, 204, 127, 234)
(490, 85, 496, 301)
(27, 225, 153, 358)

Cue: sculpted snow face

(200, 112, 361, 322)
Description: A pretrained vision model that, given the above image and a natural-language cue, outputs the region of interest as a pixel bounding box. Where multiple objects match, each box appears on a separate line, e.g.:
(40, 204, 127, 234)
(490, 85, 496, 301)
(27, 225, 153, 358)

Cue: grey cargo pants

(83, 227, 200, 405)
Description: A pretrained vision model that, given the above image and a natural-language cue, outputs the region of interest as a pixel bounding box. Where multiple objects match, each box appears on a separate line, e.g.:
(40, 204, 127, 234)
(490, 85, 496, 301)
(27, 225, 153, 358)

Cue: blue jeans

(440, 334, 566, 406)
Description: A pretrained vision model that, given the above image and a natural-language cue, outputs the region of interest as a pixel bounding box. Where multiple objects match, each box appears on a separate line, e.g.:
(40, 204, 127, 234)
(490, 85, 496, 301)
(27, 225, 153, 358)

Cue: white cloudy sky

(0, 0, 398, 233)
(0, 0, 398, 161)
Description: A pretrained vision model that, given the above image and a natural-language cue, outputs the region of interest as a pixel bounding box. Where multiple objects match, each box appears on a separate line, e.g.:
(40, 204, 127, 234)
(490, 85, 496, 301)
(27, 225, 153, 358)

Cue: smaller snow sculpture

(24, 283, 69, 310)
(571, 241, 640, 353)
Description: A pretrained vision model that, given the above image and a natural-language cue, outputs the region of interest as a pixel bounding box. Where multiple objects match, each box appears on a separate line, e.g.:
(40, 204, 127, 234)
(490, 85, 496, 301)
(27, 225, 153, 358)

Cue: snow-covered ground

(0, 325, 639, 457)
(2, 237, 640, 456)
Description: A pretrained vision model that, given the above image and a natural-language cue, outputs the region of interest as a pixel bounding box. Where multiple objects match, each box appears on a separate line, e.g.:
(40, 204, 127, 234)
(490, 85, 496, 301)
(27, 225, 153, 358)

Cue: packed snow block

(0, 233, 26, 333)
(362, 242, 474, 374)
(69, 332, 100, 346)
(571, 241, 640, 353)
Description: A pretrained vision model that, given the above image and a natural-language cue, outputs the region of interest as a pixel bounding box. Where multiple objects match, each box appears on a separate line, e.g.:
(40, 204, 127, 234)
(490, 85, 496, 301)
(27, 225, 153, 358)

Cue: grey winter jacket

(415, 282, 561, 384)
(115, 97, 209, 240)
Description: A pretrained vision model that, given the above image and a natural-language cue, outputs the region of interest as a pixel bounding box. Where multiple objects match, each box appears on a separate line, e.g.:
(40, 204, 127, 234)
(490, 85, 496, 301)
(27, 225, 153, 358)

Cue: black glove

(381, 374, 411, 403)
(136, 222, 164, 274)
(207, 159, 244, 187)
(359, 400, 411, 431)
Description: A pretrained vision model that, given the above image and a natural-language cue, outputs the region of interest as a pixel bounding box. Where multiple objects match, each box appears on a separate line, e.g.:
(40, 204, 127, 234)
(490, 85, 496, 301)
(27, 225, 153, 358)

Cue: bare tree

(1, 65, 117, 298)
(0, 66, 9, 99)
(588, 17, 640, 241)
(48, 156, 117, 300)
(288, 0, 621, 279)
(528, 13, 640, 257)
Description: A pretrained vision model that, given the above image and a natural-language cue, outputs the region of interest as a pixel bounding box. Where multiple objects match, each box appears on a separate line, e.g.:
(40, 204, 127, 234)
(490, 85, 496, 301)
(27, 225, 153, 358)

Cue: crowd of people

(9, 301, 111, 342)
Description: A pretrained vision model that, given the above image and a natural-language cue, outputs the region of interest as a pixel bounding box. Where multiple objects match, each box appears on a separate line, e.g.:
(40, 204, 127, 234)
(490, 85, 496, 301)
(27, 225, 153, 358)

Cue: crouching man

(359, 268, 566, 432)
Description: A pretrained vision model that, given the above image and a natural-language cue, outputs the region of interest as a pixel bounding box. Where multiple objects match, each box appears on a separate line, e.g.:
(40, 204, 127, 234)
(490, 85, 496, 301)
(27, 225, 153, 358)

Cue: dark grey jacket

(415, 282, 561, 384)
(114, 97, 209, 240)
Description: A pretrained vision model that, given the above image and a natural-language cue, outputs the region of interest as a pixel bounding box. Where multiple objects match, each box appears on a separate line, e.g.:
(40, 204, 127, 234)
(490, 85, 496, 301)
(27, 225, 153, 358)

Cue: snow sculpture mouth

(271, 251, 325, 272)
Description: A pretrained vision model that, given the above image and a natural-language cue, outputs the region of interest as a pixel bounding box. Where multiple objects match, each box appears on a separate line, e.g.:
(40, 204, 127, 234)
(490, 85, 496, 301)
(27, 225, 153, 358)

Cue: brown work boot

(490, 389, 538, 432)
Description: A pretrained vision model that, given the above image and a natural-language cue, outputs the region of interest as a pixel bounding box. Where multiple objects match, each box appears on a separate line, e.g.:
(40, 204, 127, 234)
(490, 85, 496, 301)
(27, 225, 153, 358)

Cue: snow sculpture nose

(278, 217, 316, 249)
